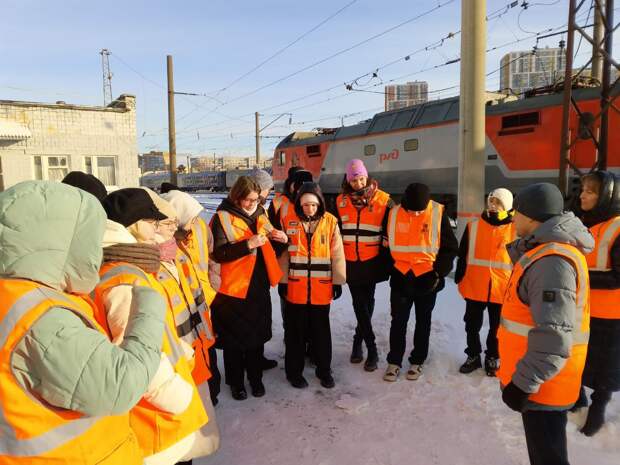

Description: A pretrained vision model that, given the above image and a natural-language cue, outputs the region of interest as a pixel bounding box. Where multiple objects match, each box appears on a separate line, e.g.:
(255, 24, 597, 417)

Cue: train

(271, 85, 620, 215)
(139, 169, 267, 192)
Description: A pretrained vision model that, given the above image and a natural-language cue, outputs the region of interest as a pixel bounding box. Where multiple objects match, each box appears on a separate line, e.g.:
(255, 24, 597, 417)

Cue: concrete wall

(0, 94, 138, 190)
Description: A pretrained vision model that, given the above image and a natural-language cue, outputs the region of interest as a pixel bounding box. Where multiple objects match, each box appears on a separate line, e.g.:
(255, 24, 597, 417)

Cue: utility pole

(100, 49, 113, 106)
(167, 55, 178, 185)
(591, 0, 605, 82)
(457, 0, 486, 235)
(255, 112, 261, 166)
(599, 0, 615, 171)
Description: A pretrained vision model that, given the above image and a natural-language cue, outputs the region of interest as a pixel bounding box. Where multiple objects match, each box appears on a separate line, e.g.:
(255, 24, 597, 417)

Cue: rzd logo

(379, 149, 399, 164)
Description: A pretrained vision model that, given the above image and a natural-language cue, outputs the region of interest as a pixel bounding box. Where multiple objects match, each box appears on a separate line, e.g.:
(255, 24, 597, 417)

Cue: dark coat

(210, 199, 273, 350)
(389, 207, 459, 296)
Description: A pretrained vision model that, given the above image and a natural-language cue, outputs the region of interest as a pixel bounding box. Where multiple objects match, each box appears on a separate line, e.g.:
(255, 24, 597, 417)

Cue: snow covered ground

(193, 193, 619, 465)
(196, 281, 619, 465)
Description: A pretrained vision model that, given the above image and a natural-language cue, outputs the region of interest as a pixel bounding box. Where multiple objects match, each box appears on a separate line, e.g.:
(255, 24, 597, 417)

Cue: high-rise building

(139, 150, 169, 174)
(384, 81, 428, 111)
(499, 47, 566, 96)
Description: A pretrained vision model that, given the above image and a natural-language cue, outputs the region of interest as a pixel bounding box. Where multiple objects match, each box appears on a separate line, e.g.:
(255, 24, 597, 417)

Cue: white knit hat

(161, 190, 204, 229)
(488, 188, 513, 211)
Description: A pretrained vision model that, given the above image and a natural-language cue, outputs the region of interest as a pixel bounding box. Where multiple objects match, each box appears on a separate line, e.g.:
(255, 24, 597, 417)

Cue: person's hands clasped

(248, 234, 267, 249)
(268, 229, 288, 243)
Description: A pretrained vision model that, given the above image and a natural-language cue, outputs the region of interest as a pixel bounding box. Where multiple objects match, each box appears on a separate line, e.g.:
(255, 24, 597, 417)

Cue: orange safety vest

(458, 218, 516, 304)
(271, 192, 291, 218)
(497, 242, 590, 408)
(0, 278, 142, 465)
(585, 216, 620, 319)
(215, 210, 282, 299)
(284, 211, 338, 306)
(336, 189, 390, 262)
(93, 263, 208, 457)
(387, 201, 443, 276)
(185, 217, 217, 306)
(154, 259, 214, 386)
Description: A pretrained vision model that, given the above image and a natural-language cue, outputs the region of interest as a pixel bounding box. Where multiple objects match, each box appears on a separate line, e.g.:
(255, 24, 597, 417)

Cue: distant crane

(100, 49, 113, 106)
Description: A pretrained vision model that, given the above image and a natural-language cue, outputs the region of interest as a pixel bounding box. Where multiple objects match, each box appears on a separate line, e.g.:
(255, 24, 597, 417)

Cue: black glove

(278, 283, 287, 299)
(333, 285, 342, 300)
(502, 382, 530, 412)
(415, 271, 440, 294)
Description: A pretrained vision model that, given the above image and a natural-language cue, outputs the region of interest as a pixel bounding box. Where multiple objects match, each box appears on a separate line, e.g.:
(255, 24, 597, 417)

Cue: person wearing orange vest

(573, 171, 620, 436)
(384, 183, 458, 382)
(267, 166, 304, 227)
(335, 159, 393, 372)
(498, 183, 594, 465)
(210, 176, 286, 400)
(455, 188, 515, 376)
(280, 182, 346, 389)
(100, 188, 216, 465)
(161, 189, 222, 406)
(0, 181, 167, 464)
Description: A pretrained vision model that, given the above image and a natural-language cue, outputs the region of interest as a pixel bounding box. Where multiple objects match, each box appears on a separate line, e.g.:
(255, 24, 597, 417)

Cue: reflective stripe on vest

(466, 219, 513, 271)
(498, 242, 590, 408)
(588, 216, 620, 272)
(388, 203, 441, 254)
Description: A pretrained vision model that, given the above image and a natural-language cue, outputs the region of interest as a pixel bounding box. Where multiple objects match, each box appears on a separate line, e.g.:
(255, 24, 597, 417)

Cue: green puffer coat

(0, 180, 166, 416)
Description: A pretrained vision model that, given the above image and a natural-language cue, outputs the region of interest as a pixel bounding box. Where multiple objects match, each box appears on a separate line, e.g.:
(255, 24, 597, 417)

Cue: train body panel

(272, 86, 620, 200)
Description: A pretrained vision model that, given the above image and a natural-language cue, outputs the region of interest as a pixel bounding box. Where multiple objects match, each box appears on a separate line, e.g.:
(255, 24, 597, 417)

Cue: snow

(196, 280, 620, 465)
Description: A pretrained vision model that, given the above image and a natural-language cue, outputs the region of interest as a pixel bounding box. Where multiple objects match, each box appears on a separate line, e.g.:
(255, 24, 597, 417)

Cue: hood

(579, 171, 620, 226)
(294, 182, 326, 220)
(102, 219, 138, 247)
(507, 212, 594, 263)
(161, 189, 203, 229)
(0, 181, 106, 294)
(217, 197, 265, 225)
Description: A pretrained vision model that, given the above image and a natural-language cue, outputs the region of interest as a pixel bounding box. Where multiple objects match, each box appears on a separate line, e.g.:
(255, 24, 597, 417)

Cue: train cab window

(306, 145, 321, 157)
(501, 111, 540, 129)
(404, 139, 419, 151)
(278, 151, 286, 165)
(364, 144, 376, 156)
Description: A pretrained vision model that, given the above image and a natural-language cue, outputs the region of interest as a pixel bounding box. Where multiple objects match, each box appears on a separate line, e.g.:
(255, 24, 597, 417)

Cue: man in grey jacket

(498, 183, 594, 465)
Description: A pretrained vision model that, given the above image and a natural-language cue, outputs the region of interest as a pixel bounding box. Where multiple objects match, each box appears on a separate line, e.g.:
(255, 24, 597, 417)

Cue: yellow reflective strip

(218, 211, 237, 243)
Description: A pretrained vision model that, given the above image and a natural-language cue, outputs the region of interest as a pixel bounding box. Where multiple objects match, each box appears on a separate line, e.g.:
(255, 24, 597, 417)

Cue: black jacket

(454, 210, 514, 285)
(210, 199, 272, 349)
(389, 207, 458, 295)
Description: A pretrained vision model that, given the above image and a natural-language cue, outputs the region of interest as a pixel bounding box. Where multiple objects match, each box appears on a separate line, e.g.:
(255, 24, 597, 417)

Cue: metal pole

(592, 0, 605, 82)
(255, 112, 261, 166)
(167, 55, 178, 185)
(559, 0, 577, 197)
(599, 0, 614, 170)
(457, 0, 486, 236)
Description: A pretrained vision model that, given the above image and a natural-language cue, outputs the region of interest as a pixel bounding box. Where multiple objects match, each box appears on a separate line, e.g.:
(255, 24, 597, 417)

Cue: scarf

(347, 179, 378, 209)
(158, 238, 179, 262)
(102, 243, 161, 273)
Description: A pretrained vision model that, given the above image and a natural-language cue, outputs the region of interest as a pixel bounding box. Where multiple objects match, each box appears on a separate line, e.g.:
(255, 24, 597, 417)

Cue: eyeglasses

(242, 197, 260, 205)
(157, 219, 178, 229)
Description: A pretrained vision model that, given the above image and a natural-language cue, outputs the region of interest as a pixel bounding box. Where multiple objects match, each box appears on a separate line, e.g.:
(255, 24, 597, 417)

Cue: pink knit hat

(346, 159, 368, 182)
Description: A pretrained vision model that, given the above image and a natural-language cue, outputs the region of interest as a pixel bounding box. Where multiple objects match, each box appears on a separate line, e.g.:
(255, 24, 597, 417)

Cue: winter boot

(261, 356, 278, 370)
(364, 345, 379, 372)
(231, 385, 247, 401)
(250, 381, 266, 398)
(350, 337, 363, 364)
(484, 356, 499, 377)
(459, 355, 482, 374)
(383, 364, 400, 382)
(287, 375, 309, 389)
(581, 390, 612, 437)
(406, 364, 424, 381)
(318, 372, 335, 389)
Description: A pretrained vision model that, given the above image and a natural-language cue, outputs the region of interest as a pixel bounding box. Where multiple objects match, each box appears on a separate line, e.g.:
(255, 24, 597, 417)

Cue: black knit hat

(291, 170, 313, 194)
(401, 183, 431, 212)
(160, 182, 179, 194)
(103, 188, 167, 226)
(514, 182, 564, 222)
(62, 171, 107, 203)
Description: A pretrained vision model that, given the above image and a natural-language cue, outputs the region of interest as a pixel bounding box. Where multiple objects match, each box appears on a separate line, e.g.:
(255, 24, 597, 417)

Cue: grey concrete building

(0, 94, 138, 191)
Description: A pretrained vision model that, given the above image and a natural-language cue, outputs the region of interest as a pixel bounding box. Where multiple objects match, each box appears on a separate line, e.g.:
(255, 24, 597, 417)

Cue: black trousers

(522, 410, 569, 465)
(207, 346, 221, 403)
(350, 283, 377, 348)
(387, 288, 437, 367)
(463, 299, 501, 359)
(222, 345, 263, 387)
(284, 302, 332, 379)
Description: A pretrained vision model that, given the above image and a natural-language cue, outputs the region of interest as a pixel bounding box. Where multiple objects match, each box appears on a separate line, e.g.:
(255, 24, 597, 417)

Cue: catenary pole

(167, 55, 178, 185)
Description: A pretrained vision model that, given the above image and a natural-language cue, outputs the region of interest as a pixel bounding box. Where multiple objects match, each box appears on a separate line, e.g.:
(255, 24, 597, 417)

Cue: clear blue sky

(2, 0, 617, 157)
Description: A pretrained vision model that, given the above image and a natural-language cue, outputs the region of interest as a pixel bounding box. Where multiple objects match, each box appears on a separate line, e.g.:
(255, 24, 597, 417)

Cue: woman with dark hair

(335, 159, 393, 372)
(574, 171, 620, 436)
(209, 176, 287, 400)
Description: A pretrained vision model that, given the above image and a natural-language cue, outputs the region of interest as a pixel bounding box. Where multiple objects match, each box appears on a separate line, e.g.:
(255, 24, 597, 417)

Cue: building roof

(0, 94, 135, 113)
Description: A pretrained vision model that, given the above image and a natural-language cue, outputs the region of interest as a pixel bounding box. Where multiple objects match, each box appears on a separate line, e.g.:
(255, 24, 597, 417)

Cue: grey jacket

(506, 212, 594, 398)
(0, 181, 166, 417)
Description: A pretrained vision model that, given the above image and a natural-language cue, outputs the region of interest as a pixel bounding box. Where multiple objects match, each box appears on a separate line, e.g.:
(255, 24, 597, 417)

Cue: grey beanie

(250, 169, 274, 191)
(513, 182, 564, 222)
